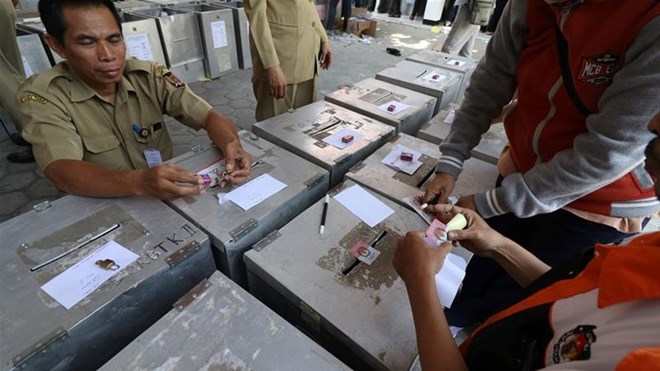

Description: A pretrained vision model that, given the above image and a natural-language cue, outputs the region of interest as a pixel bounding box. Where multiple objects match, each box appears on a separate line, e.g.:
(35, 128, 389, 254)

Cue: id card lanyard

(133, 124, 163, 168)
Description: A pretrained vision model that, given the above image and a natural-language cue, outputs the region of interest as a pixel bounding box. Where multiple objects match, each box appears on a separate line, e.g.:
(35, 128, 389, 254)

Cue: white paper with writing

(381, 144, 423, 175)
(334, 184, 394, 227)
(125, 33, 154, 61)
(41, 241, 139, 310)
(21, 56, 34, 77)
(211, 20, 228, 49)
(322, 128, 364, 149)
(444, 109, 456, 125)
(377, 100, 410, 115)
(227, 174, 287, 211)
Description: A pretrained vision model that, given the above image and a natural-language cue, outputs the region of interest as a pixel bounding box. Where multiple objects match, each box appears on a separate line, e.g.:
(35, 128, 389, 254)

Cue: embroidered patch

(163, 71, 184, 88)
(20, 94, 48, 104)
(552, 325, 597, 364)
(577, 52, 619, 86)
(155, 65, 166, 78)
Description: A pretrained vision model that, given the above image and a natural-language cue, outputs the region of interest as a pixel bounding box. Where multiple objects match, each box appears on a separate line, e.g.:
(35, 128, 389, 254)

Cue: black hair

(38, 0, 122, 45)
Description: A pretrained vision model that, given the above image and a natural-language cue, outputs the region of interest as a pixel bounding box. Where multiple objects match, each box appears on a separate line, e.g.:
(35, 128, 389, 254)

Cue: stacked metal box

(210, 1, 252, 69)
(375, 60, 462, 115)
(325, 78, 436, 135)
(0, 196, 215, 370)
(15, 34, 51, 78)
(117, 13, 168, 65)
(252, 101, 395, 188)
(406, 50, 478, 103)
(244, 180, 427, 370)
(99, 272, 350, 370)
(166, 130, 329, 286)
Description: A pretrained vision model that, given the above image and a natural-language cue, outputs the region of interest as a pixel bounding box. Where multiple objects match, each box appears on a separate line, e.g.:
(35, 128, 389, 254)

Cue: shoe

(409, 15, 415, 20)
(9, 133, 30, 147)
(386, 47, 401, 56)
(7, 150, 35, 163)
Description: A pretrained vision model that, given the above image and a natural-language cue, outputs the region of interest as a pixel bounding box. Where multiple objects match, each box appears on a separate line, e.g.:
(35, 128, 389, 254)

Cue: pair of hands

(266, 42, 333, 99)
(137, 142, 252, 200)
(393, 203, 509, 287)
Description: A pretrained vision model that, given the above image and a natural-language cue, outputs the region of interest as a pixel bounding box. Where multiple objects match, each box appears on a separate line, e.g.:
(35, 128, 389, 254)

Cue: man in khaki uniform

(245, 0, 333, 122)
(17, 0, 252, 200)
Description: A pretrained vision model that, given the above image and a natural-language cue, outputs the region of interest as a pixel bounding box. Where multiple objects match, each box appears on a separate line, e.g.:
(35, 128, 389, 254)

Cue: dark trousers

(411, 0, 427, 18)
(445, 178, 640, 327)
(327, 0, 352, 31)
(440, 0, 458, 23)
(486, 0, 508, 32)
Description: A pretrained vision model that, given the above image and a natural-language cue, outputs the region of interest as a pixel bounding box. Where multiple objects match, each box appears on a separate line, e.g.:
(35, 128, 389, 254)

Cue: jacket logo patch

(552, 325, 597, 364)
(20, 94, 48, 104)
(163, 71, 184, 88)
(577, 52, 618, 86)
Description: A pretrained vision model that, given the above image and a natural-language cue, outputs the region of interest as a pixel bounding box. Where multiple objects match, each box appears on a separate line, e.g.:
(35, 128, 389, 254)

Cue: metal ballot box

(375, 60, 461, 115)
(100, 271, 350, 371)
(166, 130, 329, 287)
(0, 196, 215, 371)
(16, 34, 51, 78)
(244, 180, 427, 370)
(210, 1, 252, 69)
(417, 107, 508, 165)
(406, 50, 478, 103)
(113, 0, 160, 12)
(324, 78, 436, 135)
(346, 133, 500, 210)
(15, 20, 64, 66)
(117, 14, 167, 65)
(171, 5, 239, 79)
(124, 7, 206, 83)
(251, 101, 395, 188)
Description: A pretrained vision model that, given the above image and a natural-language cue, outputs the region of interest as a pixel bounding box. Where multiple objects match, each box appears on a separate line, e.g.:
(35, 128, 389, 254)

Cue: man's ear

(44, 34, 66, 59)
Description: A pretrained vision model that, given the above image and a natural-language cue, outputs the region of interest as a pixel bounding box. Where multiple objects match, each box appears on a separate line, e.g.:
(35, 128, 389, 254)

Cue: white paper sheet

(435, 252, 467, 308)
(227, 174, 287, 211)
(381, 144, 423, 175)
(41, 241, 139, 310)
(211, 20, 228, 49)
(125, 33, 154, 61)
(444, 109, 456, 124)
(334, 184, 394, 227)
(421, 70, 447, 83)
(446, 59, 466, 67)
(21, 56, 34, 77)
(377, 100, 410, 115)
(322, 128, 364, 149)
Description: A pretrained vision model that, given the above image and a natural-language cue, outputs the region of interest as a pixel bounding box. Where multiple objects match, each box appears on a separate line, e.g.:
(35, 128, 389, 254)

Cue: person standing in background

(244, 0, 333, 122)
(0, 0, 34, 163)
(326, 0, 352, 34)
(440, 0, 480, 58)
(485, 0, 508, 34)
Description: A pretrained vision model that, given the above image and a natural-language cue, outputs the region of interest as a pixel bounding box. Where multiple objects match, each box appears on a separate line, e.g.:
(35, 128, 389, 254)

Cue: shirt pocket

(82, 133, 130, 169)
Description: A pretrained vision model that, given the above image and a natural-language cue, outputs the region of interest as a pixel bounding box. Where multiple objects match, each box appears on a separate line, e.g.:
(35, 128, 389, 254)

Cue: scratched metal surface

(252, 101, 395, 188)
(417, 107, 509, 165)
(406, 50, 478, 103)
(324, 78, 436, 135)
(244, 180, 427, 371)
(167, 130, 329, 286)
(375, 60, 462, 115)
(100, 271, 350, 371)
(0, 195, 214, 371)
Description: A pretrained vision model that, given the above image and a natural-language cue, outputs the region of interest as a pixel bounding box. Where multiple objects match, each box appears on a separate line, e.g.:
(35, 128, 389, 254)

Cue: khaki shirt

(245, 0, 328, 84)
(17, 59, 212, 170)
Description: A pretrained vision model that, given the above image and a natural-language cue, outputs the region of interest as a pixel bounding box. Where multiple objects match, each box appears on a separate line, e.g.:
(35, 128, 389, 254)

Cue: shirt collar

(62, 62, 136, 103)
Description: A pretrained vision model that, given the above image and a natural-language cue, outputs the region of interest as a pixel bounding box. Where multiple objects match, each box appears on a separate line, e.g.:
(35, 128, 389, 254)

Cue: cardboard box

(347, 18, 378, 37)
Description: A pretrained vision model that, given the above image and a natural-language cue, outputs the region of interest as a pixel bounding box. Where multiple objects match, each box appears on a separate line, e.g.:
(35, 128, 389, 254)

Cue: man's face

(645, 112, 660, 199)
(49, 5, 125, 94)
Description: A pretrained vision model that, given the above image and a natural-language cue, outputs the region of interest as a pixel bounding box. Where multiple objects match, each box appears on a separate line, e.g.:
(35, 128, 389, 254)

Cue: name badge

(144, 148, 163, 168)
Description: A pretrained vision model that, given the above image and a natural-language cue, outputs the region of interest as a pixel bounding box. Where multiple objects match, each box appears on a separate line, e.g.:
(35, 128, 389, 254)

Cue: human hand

(137, 163, 204, 200)
(393, 231, 453, 286)
(221, 142, 252, 186)
(266, 66, 287, 99)
(319, 42, 333, 69)
(427, 204, 509, 258)
(455, 194, 477, 212)
(421, 173, 456, 205)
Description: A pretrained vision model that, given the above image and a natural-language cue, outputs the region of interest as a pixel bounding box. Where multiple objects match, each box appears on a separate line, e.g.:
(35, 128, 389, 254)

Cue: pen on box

(319, 194, 330, 235)
(415, 69, 428, 78)
(251, 161, 260, 168)
(342, 230, 388, 275)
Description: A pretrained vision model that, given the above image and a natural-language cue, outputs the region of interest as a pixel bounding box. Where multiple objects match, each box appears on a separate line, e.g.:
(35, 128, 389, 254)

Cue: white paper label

(211, 20, 228, 49)
(125, 33, 154, 61)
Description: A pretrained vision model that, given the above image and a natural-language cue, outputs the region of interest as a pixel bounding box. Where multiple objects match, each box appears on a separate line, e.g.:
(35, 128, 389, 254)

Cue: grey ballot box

(244, 180, 427, 371)
(325, 78, 436, 135)
(252, 101, 395, 188)
(100, 271, 350, 371)
(346, 133, 500, 210)
(210, 1, 252, 69)
(406, 50, 478, 103)
(124, 7, 206, 83)
(166, 130, 329, 287)
(118, 15, 168, 66)
(15, 20, 64, 66)
(113, 0, 160, 12)
(172, 5, 240, 79)
(417, 107, 508, 165)
(16, 34, 51, 76)
(0, 196, 215, 371)
(375, 60, 461, 115)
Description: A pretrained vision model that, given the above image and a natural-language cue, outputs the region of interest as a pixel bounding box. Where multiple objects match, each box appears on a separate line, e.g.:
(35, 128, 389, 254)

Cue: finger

(421, 188, 439, 204)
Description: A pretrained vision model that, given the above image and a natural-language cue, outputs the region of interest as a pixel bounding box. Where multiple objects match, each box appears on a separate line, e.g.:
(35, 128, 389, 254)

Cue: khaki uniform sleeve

(244, 0, 280, 70)
(18, 89, 85, 171)
(151, 64, 213, 130)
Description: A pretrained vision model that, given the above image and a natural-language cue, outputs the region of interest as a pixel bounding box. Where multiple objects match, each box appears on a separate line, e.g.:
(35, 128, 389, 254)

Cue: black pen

(319, 194, 330, 235)
(415, 69, 428, 78)
(342, 230, 388, 275)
